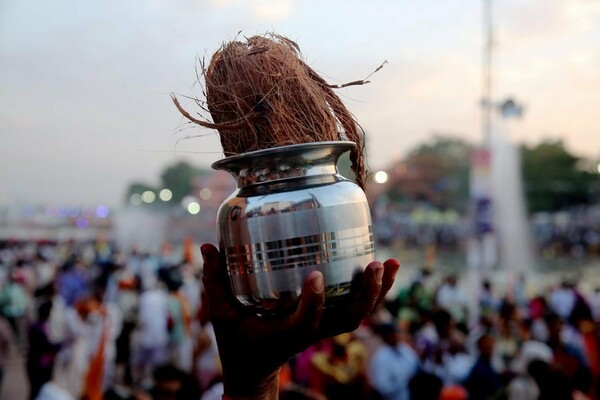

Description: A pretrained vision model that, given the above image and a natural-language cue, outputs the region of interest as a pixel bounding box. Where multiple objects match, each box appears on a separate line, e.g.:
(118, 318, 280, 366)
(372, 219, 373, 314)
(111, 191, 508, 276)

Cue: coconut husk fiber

(172, 33, 370, 190)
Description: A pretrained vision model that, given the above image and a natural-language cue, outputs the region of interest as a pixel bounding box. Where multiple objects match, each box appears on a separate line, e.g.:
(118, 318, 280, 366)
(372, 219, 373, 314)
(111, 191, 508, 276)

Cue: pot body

(212, 141, 375, 314)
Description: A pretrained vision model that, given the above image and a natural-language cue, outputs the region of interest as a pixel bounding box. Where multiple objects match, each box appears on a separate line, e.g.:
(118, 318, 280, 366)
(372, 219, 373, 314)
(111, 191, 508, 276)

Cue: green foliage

(399, 135, 473, 210)
(521, 140, 598, 212)
(124, 161, 208, 205)
(160, 161, 207, 204)
(378, 135, 598, 215)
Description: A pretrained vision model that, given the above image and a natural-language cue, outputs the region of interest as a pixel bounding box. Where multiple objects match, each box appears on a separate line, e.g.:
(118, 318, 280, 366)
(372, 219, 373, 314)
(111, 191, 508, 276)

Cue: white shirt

(36, 382, 75, 400)
(436, 284, 467, 322)
(368, 343, 419, 400)
(137, 288, 169, 347)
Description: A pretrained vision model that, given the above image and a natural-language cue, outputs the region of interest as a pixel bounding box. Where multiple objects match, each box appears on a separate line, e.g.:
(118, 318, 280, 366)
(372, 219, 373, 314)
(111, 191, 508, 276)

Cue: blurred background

(2, 0, 600, 282)
(1, 1, 600, 399)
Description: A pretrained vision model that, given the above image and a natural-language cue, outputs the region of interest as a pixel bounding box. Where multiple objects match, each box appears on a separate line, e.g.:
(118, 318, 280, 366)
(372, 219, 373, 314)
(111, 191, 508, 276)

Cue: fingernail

(310, 273, 324, 293)
(374, 266, 383, 285)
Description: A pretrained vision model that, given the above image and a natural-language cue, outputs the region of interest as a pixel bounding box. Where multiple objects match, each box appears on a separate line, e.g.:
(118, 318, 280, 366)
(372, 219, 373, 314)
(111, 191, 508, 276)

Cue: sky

(1, 0, 599, 207)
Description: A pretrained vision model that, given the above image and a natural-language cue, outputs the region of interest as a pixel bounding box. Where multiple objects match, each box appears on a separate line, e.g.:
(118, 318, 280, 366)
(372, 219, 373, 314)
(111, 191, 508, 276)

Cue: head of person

(482, 280, 491, 291)
(374, 322, 399, 348)
(544, 312, 563, 342)
(446, 275, 457, 287)
(151, 365, 188, 400)
(38, 300, 53, 322)
(432, 309, 453, 338)
(476, 333, 495, 359)
(409, 371, 443, 400)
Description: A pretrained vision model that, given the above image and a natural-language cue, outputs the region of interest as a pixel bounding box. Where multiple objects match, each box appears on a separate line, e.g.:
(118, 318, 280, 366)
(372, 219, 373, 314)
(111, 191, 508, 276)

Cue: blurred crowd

(373, 206, 464, 251)
(373, 205, 600, 260)
(531, 207, 600, 259)
(0, 238, 599, 399)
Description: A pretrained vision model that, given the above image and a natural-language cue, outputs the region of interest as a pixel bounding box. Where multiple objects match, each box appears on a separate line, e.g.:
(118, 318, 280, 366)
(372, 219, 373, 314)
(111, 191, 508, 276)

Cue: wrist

(222, 368, 280, 400)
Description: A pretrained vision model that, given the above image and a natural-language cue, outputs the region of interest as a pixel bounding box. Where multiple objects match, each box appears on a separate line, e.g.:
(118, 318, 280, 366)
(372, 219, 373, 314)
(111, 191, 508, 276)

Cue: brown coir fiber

(172, 33, 369, 190)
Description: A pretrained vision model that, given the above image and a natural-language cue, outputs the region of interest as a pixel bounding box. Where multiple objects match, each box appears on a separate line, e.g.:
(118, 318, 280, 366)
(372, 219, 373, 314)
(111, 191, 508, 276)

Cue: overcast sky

(1, 0, 599, 207)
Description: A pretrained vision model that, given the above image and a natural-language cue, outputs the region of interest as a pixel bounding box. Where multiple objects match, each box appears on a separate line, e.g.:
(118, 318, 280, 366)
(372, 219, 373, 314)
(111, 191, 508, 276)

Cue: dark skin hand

(200, 243, 400, 400)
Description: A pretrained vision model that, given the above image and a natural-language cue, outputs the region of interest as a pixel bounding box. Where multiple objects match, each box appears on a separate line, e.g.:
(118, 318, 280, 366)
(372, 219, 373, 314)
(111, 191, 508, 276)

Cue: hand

(200, 243, 400, 400)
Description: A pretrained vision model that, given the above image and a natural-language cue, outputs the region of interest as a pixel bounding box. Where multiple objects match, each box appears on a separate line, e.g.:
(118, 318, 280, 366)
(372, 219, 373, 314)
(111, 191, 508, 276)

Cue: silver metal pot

(212, 141, 375, 314)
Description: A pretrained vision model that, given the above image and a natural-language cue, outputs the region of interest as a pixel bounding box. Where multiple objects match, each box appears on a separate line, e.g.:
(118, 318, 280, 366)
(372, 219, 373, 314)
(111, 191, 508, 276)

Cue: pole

(483, 0, 493, 147)
(469, 0, 495, 328)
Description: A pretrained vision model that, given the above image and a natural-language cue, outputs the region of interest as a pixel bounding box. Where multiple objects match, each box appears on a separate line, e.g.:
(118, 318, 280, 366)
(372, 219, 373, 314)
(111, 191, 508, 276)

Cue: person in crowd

(479, 280, 499, 318)
(408, 370, 443, 400)
(0, 269, 29, 344)
(463, 333, 502, 400)
(56, 256, 89, 307)
(549, 280, 577, 321)
(161, 267, 194, 373)
(528, 359, 574, 400)
(134, 278, 170, 386)
(545, 312, 594, 397)
(494, 317, 520, 373)
(72, 279, 123, 400)
(0, 315, 12, 393)
(292, 336, 333, 390)
(149, 364, 199, 400)
(367, 322, 419, 400)
(35, 381, 76, 400)
(395, 280, 430, 327)
(27, 300, 61, 399)
(435, 275, 467, 324)
(115, 275, 140, 386)
(507, 340, 553, 400)
(310, 333, 368, 399)
(425, 334, 474, 387)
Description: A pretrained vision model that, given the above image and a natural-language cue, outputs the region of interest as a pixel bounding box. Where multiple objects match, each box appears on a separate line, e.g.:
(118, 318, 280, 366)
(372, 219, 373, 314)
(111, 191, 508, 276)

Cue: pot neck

(212, 141, 356, 189)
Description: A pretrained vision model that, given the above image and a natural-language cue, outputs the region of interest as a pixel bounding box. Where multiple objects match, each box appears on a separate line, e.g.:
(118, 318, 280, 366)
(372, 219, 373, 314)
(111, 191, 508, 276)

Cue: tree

(160, 161, 207, 204)
(521, 140, 598, 213)
(385, 135, 473, 210)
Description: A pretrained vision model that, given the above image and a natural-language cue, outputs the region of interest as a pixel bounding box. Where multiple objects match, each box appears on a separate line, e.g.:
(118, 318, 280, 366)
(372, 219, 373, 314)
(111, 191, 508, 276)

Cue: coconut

(172, 33, 377, 190)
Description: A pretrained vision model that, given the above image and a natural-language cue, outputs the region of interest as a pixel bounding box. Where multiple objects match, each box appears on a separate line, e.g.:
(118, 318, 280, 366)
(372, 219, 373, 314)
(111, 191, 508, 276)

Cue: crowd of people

(372, 204, 600, 262)
(531, 207, 600, 260)
(372, 205, 464, 251)
(0, 238, 599, 399)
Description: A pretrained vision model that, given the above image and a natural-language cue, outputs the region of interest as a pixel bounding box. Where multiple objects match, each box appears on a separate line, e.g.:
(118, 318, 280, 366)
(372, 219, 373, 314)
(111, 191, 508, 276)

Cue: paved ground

(1, 345, 29, 400)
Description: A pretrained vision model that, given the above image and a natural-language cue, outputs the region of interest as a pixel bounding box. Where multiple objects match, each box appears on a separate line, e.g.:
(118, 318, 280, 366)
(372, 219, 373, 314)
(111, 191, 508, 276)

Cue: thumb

(201, 243, 237, 320)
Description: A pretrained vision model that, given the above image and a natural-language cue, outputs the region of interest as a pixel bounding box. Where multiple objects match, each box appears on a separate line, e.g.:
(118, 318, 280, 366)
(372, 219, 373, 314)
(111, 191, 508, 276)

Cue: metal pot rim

(212, 140, 356, 171)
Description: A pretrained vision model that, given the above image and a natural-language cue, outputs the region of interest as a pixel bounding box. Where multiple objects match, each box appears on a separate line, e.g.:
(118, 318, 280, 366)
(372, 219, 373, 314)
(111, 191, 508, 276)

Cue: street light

(374, 171, 389, 184)
(187, 202, 200, 215)
(142, 190, 156, 203)
(130, 193, 142, 206)
(159, 189, 172, 201)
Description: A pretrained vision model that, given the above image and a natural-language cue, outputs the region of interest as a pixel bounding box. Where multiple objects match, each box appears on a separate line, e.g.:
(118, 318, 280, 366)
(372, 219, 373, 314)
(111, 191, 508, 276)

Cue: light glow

(96, 206, 109, 218)
(130, 193, 142, 206)
(199, 188, 212, 200)
(159, 189, 172, 201)
(142, 190, 156, 203)
(187, 202, 200, 215)
(76, 217, 89, 228)
(374, 171, 389, 184)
